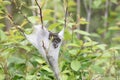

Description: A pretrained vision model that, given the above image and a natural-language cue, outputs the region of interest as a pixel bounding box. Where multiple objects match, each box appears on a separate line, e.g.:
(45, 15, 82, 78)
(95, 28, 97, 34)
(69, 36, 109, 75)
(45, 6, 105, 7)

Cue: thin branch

(64, 0, 68, 28)
(13, 0, 32, 24)
(42, 41, 60, 80)
(7, 14, 25, 37)
(42, 41, 48, 54)
(35, 0, 44, 29)
(76, 0, 81, 39)
(103, 0, 109, 37)
(104, 0, 109, 28)
(83, 0, 88, 13)
(18, 10, 32, 24)
(86, 0, 92, 32)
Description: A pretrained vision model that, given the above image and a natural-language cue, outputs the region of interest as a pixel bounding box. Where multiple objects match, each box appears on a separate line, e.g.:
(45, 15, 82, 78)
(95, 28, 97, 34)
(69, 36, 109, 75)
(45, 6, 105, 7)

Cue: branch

(42, 41, 48, 54)
(13, 0, 32, 24)
(7, 14, 25, 37)
(18, 10, 32, 24)
(35, 0, 43, 29)
(83, 0, 88, 13)
(64, 0, 68, 28)
(42, 41, 60, 80)
(86, 0, 92, 32)
(104, 0, 109, 28)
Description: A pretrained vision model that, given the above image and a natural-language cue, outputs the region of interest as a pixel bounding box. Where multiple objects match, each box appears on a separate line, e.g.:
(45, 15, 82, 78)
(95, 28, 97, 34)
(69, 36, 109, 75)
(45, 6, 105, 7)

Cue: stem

(104, 0, 109, 36)
(5, 1, 13, 32)
(76, 0, 81, 39)
(64, 0, 68, 28)
(86, 0, 92, 32)
(54, 0, 57, 22)
(35, 0, 44, 29)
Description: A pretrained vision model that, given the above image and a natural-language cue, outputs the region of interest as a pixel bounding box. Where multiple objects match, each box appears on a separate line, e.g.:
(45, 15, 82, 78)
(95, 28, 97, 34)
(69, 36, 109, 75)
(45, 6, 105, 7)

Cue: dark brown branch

(35, 0, 43, 29)
(42, 41, 48, 54)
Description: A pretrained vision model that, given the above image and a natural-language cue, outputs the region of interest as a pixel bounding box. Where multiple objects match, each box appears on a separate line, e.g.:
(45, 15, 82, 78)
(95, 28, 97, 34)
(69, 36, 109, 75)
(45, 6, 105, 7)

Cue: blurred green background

(0, 0, 120, 80)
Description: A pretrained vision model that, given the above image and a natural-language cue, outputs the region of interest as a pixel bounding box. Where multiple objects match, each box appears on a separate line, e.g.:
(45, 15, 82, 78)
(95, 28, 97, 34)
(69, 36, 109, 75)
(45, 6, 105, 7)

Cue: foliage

(0, 0, 120, 80)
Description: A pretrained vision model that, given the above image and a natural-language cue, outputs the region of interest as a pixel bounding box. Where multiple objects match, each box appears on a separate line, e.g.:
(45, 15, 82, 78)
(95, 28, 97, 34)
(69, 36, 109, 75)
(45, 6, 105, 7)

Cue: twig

(83, 0, 88, 13)
(7, 14, 25, 37)
(42, 41, 60, 80)
(86, 0, 92, 32)
(18, 10, 32, 24)
(104, 0, 109, 37)
(76, 0, 81, 39)
(64, 0, 68, 28)
(13, 0, 32, 24)
(35, 0, 43, 29)
(42, 41, 48, 54)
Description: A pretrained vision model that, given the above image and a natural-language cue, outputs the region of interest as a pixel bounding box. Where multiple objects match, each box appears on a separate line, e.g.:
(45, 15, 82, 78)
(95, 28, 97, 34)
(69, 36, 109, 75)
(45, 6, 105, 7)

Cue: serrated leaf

(71, 60, 80, 71)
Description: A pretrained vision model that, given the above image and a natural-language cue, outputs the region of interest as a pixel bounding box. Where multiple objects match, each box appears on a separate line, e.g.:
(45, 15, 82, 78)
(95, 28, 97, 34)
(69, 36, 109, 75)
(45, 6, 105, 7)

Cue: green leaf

(0, 11, 4, 14)
(68, 1, 76, 7)
(28, 16, 38, 24)
(26, 75, 36, 80)
(61, 74, 68, 80)
(0, 23, 5, 28)
(29, 6, 38, 9)
(71, 60, 80, 71)
(84, 36, 92, 41)
(0, 16, 4, 19)
(48, 23, 60, 30)
(108, 26, 120, 30)
(80, 17, 88, 25)
(0, 30, 7, 41)
(92, 0, 102, 8)
(83, 41, 98, 47)
(111, 0, 117, 4)
(42, 66, 52, 72)
(68, 50, 78, 56)
(97, 44, 107, 50)
(35, 58, 45, 64)
(67, 43, 80, 48)
(3, 1, 11, 5)
(8, 56, 25, 64)
(91, 65, 104, 74)
(64, 29, 72, 40)
(74, 30, 90, 36)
